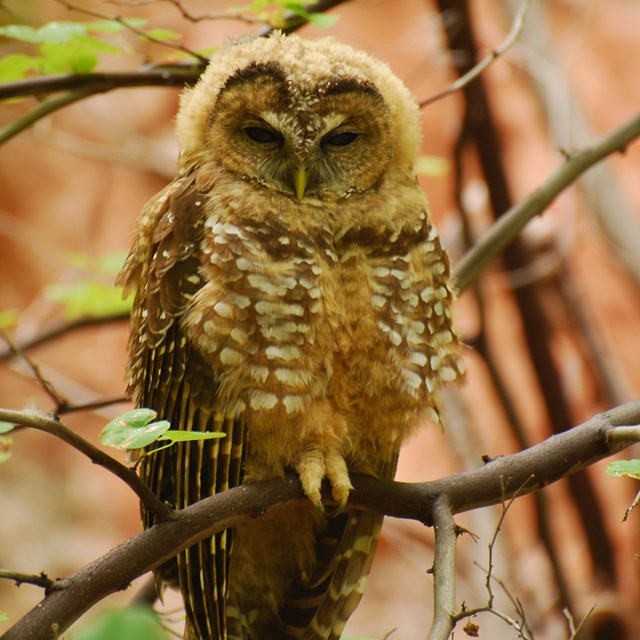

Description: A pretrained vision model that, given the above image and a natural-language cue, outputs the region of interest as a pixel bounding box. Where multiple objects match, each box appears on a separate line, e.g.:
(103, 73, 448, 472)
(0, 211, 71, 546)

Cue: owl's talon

(326, 450, 352, 513)
(296, 447, 352, 512)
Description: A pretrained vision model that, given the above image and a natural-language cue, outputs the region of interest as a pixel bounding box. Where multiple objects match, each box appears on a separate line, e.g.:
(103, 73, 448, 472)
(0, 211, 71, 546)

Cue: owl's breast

(183, 208, 463, 426)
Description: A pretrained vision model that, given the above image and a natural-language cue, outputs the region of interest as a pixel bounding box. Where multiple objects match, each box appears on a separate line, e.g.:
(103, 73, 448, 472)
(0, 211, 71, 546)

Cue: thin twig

(568, 604, 596, 640)
(420, 0, 532, 108)
(453, 112, 640, 292)
(0, 570, 54, 591)
(0, 313, 129, 364)
(0, 331, 68, 408)
(1, 329, 128, 416)
(0, 408, 171, 522)
(104, 0, 267, 24)
(453, 479, 535, 638)
(57, 396, 130, 415)
(0, 88, 99, 145)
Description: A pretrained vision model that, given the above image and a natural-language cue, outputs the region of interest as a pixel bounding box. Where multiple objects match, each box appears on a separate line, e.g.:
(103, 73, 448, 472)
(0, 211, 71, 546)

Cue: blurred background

(1, 1, 640, 638)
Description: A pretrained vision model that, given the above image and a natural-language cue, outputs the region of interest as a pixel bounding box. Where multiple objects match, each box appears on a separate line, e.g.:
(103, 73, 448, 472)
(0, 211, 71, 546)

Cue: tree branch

(453, 111, 640, 292)
(3, 400, 639, 640)
(0, 67, 201, 101)
(0, 409, 171, 522)
(0, 570, 54, 591)
(0, 313, 129, 363)
(427, 496, 456, 640)
(419, 0, 531, 109)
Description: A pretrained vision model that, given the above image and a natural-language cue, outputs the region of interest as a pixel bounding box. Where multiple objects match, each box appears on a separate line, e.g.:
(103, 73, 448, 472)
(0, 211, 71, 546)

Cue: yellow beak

(293, 165, 309, 201)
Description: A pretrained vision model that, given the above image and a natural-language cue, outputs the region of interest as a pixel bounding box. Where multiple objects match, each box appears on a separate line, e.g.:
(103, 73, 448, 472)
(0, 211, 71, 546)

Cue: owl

(119, 32, 464, 640)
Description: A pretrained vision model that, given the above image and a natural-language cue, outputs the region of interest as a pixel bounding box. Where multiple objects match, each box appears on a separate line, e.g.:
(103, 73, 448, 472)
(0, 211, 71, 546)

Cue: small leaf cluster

(45, 252, 132, 320)
(0, 19, 179, 81)
(232, 1, 339, 28)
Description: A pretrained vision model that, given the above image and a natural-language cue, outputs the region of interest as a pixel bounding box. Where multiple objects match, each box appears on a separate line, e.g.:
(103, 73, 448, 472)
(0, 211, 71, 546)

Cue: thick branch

(0, 68, 201, 101)
(3, 400, 639, 640)
(453, 112, 640, 291)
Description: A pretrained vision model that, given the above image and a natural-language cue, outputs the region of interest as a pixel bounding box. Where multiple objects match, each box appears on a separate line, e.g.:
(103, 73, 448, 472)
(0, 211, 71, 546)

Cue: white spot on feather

(249, 390, 278, 411)
(266, 344, 302, 361)
(220, 348, 244, 365)
(213, 301, 234, 319)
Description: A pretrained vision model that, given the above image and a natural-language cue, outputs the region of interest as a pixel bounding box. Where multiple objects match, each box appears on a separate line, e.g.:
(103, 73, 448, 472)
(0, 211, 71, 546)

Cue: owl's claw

(296, 447, 353, 513)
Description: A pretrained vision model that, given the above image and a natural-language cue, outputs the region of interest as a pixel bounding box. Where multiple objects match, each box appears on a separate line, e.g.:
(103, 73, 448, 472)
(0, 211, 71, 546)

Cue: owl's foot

(296, 447, 353, 512)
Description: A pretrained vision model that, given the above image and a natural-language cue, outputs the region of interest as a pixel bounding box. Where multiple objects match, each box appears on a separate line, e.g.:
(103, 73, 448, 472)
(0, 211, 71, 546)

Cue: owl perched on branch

(119, 32, 464, 640)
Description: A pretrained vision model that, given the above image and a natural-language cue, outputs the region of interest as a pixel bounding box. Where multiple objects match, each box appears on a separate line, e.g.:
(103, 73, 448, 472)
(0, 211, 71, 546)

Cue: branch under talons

(2, 400, 640, 640)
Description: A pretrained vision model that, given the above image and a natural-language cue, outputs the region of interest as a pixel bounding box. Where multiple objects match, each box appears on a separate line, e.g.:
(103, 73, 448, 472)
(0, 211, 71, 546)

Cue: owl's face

(209, 64, 391, 199)
(176, 33, 421, 201)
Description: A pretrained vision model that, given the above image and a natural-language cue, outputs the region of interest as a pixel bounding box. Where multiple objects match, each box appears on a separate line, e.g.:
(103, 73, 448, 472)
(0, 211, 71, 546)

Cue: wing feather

(119, 175, 246, 640)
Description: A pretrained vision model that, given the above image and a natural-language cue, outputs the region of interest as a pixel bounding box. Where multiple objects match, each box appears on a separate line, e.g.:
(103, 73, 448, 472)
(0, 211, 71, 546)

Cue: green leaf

(100, 409, 171, 450)
(415, 154, 450, 177)
(107, 408, 158, 428)
(0, 53, 39, 83)
(82, 18, 148, 33)
(158, 430, 225, 443)
(0, 19, 147, 44)
(97, 252, 128, 274)
(71, 605, 167, 640)
(73, 34, 123, 54)
(606, 459, 640, 480)
(0, 422, 15, 434)
(64, 251, 126, 274)
(304, 12, 339, 28)
(197, 45, 221, 58)
(0, 25, 40, 43)
(39, 42, 98, 74)
(283, 2, 339, 28)
(35, 21, 88, 43)
(0, 309, 19, 329)
(45, 281, 131, 319)
(144, 28, 181, 41)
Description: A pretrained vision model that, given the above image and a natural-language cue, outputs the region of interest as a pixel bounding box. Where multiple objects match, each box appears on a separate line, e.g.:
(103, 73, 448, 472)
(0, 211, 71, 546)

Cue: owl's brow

(210, 61, 289, 124)
(321, 78, 382, 100)
(220, 60, 286, 91)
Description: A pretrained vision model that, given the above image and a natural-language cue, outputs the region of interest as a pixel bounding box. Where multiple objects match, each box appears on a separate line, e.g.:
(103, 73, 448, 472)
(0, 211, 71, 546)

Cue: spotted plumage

(119, 32, 464, 640)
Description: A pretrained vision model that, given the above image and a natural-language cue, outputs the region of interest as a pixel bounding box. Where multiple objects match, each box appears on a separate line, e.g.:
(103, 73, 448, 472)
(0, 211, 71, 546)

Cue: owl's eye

(244, 127, 283, 144)
(323, 131, 359, 146)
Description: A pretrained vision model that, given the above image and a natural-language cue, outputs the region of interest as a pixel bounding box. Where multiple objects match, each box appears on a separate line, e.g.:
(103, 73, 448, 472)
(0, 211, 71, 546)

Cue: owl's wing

(119, 176, 246, 640)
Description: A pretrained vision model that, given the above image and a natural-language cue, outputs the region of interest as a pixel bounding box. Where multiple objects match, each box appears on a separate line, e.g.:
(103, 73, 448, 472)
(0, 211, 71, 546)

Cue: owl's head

(176, 32, 421, 200)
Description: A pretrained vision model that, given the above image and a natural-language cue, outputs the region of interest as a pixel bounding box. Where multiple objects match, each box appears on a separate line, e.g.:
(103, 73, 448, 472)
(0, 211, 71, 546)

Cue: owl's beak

(293, 165, 309, 201)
